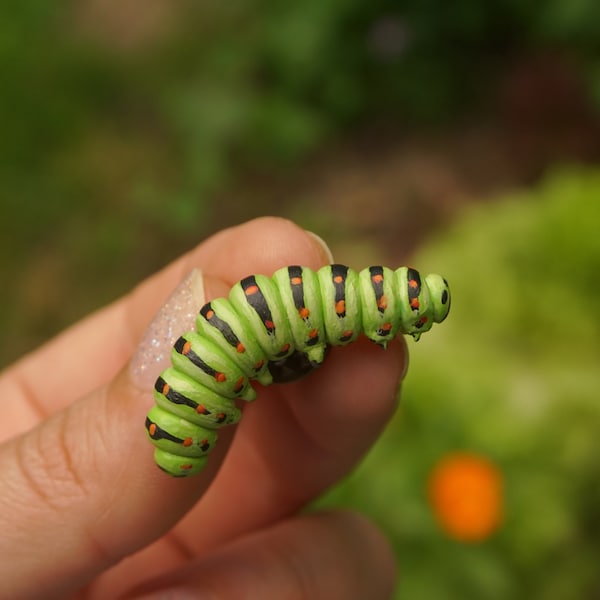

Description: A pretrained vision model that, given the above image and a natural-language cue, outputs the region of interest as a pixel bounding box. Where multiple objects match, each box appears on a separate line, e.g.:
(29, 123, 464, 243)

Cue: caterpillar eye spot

(146, 263, 449, 476)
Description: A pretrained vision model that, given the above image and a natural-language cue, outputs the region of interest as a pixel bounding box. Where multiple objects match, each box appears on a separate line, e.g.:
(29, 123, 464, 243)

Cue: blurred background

(1, 1, 599, 597)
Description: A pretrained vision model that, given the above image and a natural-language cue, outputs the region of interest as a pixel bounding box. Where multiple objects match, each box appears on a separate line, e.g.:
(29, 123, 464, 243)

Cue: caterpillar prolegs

(145, 264, 450, 477)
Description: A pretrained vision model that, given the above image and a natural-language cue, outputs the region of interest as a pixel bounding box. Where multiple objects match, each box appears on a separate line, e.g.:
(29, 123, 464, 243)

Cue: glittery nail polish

(129, 269, 205, 391)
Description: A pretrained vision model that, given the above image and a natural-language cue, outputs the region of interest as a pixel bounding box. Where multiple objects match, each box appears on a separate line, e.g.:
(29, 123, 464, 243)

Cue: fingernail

(129, 269, 205, 391)
(306, 230, 334, 263)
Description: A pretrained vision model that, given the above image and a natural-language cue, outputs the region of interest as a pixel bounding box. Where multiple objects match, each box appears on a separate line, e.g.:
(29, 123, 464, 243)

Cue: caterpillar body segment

(318, 264, 362, 346)
(146, 405, 218, 457)
(196, 297, 272, 386)
(154, 368, 242, 428)
(271, 265, 327, 368)
(152, 447, 209, 477)
(145, 406, 215, 477)
(358, 266, 400, 347)
(170, 332, 255, 401)
(229, 274, 295, 363)
(146, 264, 451, 477)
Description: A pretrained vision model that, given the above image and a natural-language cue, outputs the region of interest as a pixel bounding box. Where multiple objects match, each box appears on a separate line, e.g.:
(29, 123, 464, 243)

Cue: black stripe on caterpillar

(145, 264, 450, 476)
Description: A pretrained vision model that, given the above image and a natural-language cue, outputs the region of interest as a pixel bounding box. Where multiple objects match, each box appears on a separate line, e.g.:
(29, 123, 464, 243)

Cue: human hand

(0, 217, 407, 599)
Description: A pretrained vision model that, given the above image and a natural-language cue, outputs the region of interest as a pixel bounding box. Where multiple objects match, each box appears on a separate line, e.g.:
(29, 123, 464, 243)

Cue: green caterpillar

(145, 264, 450, 477)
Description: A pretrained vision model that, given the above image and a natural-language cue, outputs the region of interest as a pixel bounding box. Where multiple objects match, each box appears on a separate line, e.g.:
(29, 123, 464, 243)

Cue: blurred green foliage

(2, 0, 599, 364)
(317, 168, 600, 598)
(2, 0, 600, 231)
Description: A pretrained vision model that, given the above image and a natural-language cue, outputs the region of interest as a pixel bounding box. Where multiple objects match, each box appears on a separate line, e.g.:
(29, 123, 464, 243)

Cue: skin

(0, 217, 407, 599)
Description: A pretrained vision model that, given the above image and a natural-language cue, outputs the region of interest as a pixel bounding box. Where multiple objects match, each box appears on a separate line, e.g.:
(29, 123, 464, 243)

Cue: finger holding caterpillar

(0, 218, 336, 596)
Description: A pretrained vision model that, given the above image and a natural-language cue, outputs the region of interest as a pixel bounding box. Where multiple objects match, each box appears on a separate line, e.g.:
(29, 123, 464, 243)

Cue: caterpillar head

(408, 273, 451, 341)
(425, 273, 451, 324)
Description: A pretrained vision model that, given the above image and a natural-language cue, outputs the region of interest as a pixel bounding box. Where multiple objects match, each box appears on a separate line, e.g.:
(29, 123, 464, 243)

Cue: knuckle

(15, 408, 90, 512)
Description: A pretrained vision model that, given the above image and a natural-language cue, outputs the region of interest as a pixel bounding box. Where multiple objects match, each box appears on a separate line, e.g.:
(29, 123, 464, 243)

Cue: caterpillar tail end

(154, 447, 208, 477)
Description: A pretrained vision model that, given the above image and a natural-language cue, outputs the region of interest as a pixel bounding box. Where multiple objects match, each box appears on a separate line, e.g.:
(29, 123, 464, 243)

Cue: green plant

(317, 168, 600, 599)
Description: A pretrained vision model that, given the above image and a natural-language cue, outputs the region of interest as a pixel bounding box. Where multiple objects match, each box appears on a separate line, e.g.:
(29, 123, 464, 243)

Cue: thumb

(0, 273, 233, 600)
(126, 510, 397, 600)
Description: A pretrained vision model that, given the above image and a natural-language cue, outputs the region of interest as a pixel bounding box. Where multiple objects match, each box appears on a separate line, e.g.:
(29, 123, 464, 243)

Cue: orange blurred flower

(428, 452, 503, 542)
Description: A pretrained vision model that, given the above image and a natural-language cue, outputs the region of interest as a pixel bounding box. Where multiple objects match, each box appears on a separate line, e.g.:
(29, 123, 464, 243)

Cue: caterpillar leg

(267, 347, 329, 384)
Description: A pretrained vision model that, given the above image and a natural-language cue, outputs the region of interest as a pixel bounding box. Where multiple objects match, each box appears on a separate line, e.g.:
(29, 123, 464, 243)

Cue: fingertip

(329, 509, 398, 593)
(124, 510, 397, 600)
(309, 335, 408, 418)
(192, 216, 333, 282)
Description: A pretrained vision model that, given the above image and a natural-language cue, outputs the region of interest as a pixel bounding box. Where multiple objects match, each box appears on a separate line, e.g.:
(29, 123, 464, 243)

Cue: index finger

(1, 217, 328, 439)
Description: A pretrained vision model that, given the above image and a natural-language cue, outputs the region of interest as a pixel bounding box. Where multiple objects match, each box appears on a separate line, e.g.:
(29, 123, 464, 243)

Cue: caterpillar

(145, 264, 450, 477)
